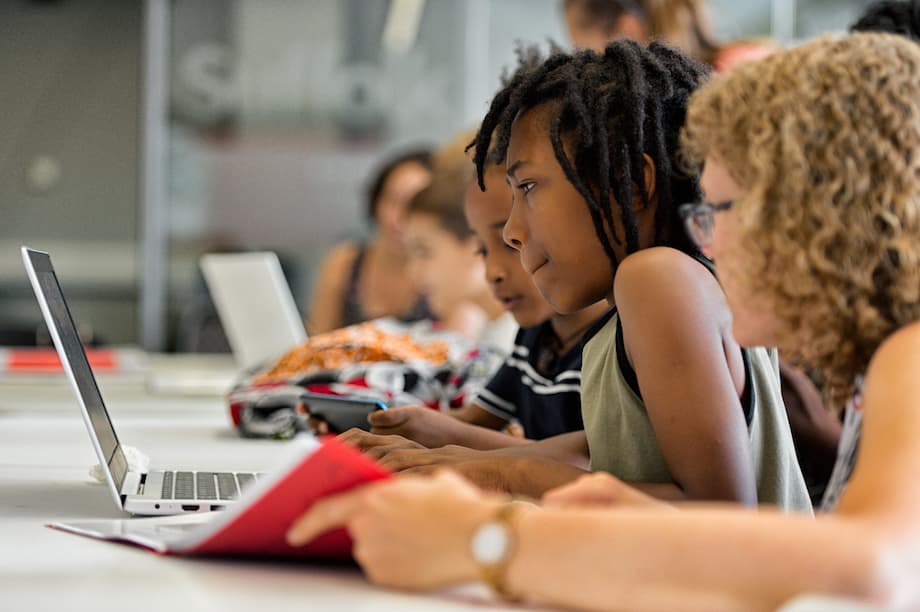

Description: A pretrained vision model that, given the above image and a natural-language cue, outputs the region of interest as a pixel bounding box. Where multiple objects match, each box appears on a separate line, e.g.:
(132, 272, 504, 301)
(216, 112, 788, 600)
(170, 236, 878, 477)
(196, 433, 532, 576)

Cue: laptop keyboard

(160, 471, 261, 501)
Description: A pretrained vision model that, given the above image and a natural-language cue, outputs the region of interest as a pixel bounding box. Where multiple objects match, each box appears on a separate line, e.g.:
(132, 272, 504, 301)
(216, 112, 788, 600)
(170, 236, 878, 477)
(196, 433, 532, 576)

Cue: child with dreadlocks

(288, 33, 920, 611)
(338, 41, 810, 509)
(338, 141, 610, 452)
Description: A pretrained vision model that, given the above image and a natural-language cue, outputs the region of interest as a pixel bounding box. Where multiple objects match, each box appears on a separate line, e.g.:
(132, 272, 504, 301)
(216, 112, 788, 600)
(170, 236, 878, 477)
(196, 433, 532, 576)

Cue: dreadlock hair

(851, 0, 920, 43)
(471, 40, 709, 268)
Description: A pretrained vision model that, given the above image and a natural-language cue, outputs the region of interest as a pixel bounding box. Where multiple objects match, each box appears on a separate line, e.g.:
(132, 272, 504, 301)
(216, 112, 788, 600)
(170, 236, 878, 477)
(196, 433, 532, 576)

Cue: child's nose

(503, 216, 525, 251)
(486, 263, 506, 284)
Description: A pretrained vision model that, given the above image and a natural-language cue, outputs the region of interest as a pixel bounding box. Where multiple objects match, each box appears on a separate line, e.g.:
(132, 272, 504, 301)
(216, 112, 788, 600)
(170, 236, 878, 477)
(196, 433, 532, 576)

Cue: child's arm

(348, 429, 592, 497)
(404, 431, 594, 497)
(289, 325, 920, 607)
(368, 404, 531, 451)
(613, 248, 758, 504)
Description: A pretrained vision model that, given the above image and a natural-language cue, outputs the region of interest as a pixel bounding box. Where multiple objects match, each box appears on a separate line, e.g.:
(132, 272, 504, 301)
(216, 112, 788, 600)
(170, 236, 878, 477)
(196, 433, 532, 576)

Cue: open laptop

(199, 252, 307, 370)
(22, 246, 261, 515)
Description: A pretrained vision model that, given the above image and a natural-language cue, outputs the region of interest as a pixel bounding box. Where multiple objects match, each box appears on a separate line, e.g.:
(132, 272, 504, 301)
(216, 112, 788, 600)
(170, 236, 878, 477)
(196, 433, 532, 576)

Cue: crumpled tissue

(89, 445, 151, 483)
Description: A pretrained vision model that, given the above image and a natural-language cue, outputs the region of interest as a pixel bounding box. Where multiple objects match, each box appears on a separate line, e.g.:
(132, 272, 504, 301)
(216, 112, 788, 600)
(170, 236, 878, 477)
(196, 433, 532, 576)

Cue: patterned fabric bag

(227, 318, 505, 438)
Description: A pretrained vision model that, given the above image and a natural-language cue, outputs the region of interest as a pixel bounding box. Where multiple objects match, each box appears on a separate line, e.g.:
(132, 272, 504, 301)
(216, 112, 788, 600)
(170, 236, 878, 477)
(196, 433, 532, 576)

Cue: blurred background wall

(0, 0, 880, 351)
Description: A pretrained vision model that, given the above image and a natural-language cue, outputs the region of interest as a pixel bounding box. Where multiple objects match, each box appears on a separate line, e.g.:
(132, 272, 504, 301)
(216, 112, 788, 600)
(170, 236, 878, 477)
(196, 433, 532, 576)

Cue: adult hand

(542, 472, 672, 509)
(369, 405, 463, 448)
(286, 471, 507, 590)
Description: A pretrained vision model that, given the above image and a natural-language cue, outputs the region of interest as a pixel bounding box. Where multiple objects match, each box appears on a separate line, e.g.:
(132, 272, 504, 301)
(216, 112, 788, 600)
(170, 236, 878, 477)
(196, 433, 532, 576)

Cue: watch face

(471, 521, 509, 565)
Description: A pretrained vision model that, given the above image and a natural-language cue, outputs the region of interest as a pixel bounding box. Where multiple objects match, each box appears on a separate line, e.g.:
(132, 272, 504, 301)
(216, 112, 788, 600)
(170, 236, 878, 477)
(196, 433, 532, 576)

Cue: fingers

(364, 436, 427, 462)
(338, 428, 393, 451)
(398, 464, 439, 477)
(286, 484, 375, 546)
(367, 405, 415, 428)
(377, 448, 443, 472)
(307, 416, 330, 435)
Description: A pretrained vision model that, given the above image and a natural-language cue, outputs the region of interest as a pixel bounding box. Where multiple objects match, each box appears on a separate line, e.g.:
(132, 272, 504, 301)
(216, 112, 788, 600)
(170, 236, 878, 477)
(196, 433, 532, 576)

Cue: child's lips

(499, 295, 523, 311)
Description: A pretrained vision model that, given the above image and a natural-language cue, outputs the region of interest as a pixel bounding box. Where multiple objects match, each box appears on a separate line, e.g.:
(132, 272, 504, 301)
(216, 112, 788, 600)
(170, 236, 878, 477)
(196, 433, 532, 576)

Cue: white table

(1, 363, 874, 612)
(0, 373, 519, 611)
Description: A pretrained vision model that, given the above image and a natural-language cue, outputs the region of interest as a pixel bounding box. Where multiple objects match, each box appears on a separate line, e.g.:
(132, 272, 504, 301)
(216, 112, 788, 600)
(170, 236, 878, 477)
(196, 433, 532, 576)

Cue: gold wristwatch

(469, 500, 531, 601)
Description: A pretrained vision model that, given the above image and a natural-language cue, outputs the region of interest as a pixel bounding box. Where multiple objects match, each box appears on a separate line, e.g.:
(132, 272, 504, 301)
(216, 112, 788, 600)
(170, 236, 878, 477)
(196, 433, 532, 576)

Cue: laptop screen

(200, 252, 307, 369)
(23, 248, 128, 492)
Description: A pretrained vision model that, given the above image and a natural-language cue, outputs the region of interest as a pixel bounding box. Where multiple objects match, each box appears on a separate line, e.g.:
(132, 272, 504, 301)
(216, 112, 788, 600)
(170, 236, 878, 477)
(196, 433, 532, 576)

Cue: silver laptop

(200, 252, 307, 370)
(22, 246, 261, 515)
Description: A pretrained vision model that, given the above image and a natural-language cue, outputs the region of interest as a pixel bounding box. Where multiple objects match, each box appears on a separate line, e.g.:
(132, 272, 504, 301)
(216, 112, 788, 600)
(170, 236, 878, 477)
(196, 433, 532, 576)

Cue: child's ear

(631, 154, 657, 211)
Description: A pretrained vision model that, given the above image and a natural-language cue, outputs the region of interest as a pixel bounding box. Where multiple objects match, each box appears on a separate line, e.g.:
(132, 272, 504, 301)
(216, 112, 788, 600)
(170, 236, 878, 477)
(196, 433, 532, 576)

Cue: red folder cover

(48, 437, 391, 558)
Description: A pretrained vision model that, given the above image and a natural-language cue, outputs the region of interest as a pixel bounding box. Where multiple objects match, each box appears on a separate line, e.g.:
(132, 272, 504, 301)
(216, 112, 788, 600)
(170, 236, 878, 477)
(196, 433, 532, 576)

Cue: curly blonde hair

(682, 33, 920, 411)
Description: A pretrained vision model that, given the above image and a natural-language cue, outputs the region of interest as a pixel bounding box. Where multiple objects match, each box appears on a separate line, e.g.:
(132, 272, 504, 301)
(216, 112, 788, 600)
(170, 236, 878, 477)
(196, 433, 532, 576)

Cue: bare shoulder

(865, 321, 920, 392)
(319, 241, 361, 283)
(322, 241, 361, 273)
(613, 247, 727, 320)
(840, 321, 920, 522)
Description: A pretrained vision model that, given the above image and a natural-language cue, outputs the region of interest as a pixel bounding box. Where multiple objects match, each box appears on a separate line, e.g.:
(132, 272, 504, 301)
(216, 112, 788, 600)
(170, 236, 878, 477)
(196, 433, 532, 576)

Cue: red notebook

(48, 437, 391, 558)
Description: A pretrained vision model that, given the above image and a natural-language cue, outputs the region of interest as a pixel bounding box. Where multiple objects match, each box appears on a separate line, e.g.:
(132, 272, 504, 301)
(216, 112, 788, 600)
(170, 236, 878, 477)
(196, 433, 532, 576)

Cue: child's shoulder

(614, 247, 719, 300)
(613, 247, 731, 335)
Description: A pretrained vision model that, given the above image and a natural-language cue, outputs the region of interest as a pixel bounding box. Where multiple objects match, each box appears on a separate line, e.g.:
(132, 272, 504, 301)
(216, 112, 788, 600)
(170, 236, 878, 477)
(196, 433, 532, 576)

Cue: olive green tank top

(581, 312, 812, 513)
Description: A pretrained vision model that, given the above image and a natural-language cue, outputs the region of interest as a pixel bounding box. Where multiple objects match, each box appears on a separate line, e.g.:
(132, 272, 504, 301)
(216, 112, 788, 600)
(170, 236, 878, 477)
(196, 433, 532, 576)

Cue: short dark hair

(851, 0, 920, 41)
(365, 148, 433, 221)
(471, 40, 709, 268)
(406, 165, 474, 241)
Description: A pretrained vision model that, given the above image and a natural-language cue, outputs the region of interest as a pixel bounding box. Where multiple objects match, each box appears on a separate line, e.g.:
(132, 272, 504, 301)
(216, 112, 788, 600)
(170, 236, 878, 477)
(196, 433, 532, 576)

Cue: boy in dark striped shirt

(357, 151, 609, 450)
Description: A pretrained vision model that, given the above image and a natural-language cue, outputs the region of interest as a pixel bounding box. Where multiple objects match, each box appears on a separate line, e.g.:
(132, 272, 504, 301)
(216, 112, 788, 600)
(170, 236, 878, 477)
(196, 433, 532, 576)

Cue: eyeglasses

(678, 201, 733, 249)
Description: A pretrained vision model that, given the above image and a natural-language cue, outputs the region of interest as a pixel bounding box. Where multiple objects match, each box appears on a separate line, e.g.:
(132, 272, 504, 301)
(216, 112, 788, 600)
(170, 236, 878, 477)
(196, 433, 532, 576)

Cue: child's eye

(475, 246, 487, 257)
(519, 181, 535, 194)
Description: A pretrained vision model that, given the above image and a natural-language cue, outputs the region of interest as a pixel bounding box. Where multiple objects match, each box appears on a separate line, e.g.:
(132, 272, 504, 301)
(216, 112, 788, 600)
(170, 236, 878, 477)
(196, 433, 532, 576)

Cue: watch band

(475, 500, 531, 601)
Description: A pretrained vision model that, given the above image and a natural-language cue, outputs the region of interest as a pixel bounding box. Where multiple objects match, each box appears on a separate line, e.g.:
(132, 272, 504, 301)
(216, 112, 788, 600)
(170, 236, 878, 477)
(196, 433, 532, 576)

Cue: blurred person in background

(403, 159, 518, 355)
(563, 0, 773, 72)
(307, 149, 434, 334)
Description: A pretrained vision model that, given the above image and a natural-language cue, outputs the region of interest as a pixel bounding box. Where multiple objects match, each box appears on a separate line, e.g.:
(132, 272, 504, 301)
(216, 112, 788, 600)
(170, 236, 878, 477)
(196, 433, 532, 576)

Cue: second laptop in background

(200, 252, 307, 370)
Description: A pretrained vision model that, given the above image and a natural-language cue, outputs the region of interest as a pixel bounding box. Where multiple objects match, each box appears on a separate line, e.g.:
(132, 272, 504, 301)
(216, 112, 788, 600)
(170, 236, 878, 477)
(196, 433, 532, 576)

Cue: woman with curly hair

(286, 33, 920, 610)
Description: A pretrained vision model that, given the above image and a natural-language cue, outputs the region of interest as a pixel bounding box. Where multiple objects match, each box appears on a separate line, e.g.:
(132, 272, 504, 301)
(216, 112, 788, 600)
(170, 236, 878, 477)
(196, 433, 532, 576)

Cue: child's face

(503, 105, 636, 314)
(701, 157, 783, 347)
(464, 165, 554, 329)
(405, 212, 486, 318)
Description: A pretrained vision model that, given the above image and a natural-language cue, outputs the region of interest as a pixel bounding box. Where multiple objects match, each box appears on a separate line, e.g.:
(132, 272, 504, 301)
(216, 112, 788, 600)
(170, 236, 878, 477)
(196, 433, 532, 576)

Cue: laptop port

(210, 505, 224, 511)
(181, 504, 200, 511)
